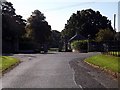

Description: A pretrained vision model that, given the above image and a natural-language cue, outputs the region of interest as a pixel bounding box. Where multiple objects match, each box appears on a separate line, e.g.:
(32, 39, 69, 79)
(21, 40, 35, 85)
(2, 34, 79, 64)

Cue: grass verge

(85, 54, 120, 77)
(0, 56, 20, 74)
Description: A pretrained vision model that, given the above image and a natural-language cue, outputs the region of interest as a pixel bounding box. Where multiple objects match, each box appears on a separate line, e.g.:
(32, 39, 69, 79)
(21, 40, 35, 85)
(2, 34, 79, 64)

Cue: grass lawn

(85, 54, 120, 73)
(0, 56, 20, 73)
(49, 48, 58, 51)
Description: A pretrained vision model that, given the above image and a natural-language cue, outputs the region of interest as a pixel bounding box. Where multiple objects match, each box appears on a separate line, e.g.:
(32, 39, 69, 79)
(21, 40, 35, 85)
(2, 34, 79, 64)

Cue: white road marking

(69, 64, 83, 89)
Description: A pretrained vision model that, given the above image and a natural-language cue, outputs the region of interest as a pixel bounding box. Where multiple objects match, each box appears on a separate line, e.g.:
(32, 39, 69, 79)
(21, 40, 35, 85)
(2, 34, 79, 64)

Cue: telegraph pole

(114, 14, 116, 31)
(113, 14, 116, 41)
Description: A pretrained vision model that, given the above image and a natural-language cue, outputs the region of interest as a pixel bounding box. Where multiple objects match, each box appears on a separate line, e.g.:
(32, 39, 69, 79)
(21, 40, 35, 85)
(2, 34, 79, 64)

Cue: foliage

(2, 1, 26, 40)
(85, 54, 120, 73)
(61, 9, 114, 41)
(2, 1, 26, 53)
(26, 10, 51, 44)
(19, 38, 34, 50)
(49, 30, 61, 48)
(71, 40, 88, 50)
(95, 28, 114, 42)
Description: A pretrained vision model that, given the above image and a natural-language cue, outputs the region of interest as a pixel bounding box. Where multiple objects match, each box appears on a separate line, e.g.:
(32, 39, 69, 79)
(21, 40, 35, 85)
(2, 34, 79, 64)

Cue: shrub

(71, 40, 88, 51)
(95, 28, 114, 42)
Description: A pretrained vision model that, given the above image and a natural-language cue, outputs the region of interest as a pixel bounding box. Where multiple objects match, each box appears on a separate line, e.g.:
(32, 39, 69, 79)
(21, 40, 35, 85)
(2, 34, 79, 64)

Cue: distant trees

(50, 30, 61, 48)
(2, 1, 26, 53)
(61, 9, 114, 41)
(2, 2, 117, 53)
(2, 1, 52, 53)
(26, 10, 51, 45)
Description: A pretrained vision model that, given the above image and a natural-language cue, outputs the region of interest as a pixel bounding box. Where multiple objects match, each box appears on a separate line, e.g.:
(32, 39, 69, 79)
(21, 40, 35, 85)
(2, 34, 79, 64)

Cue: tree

(50, 30, 61, 48)
(26, 10, 51, 44)
(2, 1, 26, 53)
(95, 28, 114, 42)
(61, 9, 114, 41)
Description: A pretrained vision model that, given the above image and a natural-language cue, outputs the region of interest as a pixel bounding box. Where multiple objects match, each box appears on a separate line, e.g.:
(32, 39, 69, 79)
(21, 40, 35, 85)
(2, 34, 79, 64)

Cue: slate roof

(69, 33, 86, 42)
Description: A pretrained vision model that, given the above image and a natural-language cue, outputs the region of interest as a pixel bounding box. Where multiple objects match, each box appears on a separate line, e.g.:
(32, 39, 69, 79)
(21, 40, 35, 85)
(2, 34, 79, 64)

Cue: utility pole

(114, 14, 116, 31)
(113, 14, 116, 41)
(113, 14, 116, 52)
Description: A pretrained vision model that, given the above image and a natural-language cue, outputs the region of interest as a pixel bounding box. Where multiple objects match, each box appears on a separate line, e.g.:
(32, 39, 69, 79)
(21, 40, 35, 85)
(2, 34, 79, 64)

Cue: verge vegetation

(85, 54, 120, 77)
(0, 56, 20, 73)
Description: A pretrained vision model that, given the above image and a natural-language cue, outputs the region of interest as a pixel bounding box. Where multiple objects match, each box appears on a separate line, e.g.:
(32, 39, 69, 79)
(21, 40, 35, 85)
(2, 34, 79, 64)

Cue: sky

(118, 1, 120, 31)
(6, 0, 120, 32)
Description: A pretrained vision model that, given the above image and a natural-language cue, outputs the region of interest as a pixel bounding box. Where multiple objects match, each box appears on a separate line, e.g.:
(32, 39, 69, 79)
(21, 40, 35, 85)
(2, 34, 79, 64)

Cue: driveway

(1, 52, 118, 89)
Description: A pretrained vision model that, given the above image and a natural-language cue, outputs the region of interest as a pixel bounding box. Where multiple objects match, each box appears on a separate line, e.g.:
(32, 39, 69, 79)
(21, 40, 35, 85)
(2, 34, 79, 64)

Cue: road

(1, 52, 118, 89)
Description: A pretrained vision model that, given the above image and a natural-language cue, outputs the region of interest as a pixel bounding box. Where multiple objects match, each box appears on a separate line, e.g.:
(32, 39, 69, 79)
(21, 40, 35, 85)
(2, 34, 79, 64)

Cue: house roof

(69, 33, 86, 42)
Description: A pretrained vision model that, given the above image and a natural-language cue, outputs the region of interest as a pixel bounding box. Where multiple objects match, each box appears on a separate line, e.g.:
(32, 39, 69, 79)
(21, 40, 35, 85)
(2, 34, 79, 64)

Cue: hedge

(71, 40, 88, 51)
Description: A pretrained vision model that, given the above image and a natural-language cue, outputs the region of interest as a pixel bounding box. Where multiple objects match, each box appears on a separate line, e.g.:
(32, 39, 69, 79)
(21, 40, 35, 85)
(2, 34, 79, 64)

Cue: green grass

(0, 56, 20, 73)
(49, 48, 58, 51)
(85, 54, 120, 73)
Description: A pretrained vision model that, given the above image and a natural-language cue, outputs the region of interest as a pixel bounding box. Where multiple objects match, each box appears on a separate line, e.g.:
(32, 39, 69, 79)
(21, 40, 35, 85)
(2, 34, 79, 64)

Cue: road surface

(1, 52, 118, 89)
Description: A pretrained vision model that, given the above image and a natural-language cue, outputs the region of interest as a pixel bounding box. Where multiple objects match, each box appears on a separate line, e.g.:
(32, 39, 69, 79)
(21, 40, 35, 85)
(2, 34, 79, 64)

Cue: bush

(71, 40, 88, 51)
(95, 28, 114, 42)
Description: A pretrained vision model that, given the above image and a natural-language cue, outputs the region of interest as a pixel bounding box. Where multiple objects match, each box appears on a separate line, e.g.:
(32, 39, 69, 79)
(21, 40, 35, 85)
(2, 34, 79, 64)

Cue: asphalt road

(1, 52, 118, 89)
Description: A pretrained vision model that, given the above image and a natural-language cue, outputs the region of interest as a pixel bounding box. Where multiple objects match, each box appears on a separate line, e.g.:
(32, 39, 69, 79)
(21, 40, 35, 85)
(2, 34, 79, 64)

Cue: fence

(103, 40, 120, 52)
(89, 40, 120, 52)
(89, 40, 119, 57)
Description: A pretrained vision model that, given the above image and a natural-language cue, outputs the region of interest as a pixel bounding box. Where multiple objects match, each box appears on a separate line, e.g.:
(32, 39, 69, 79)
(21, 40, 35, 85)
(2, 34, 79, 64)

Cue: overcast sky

(7, 0, 119, 32)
